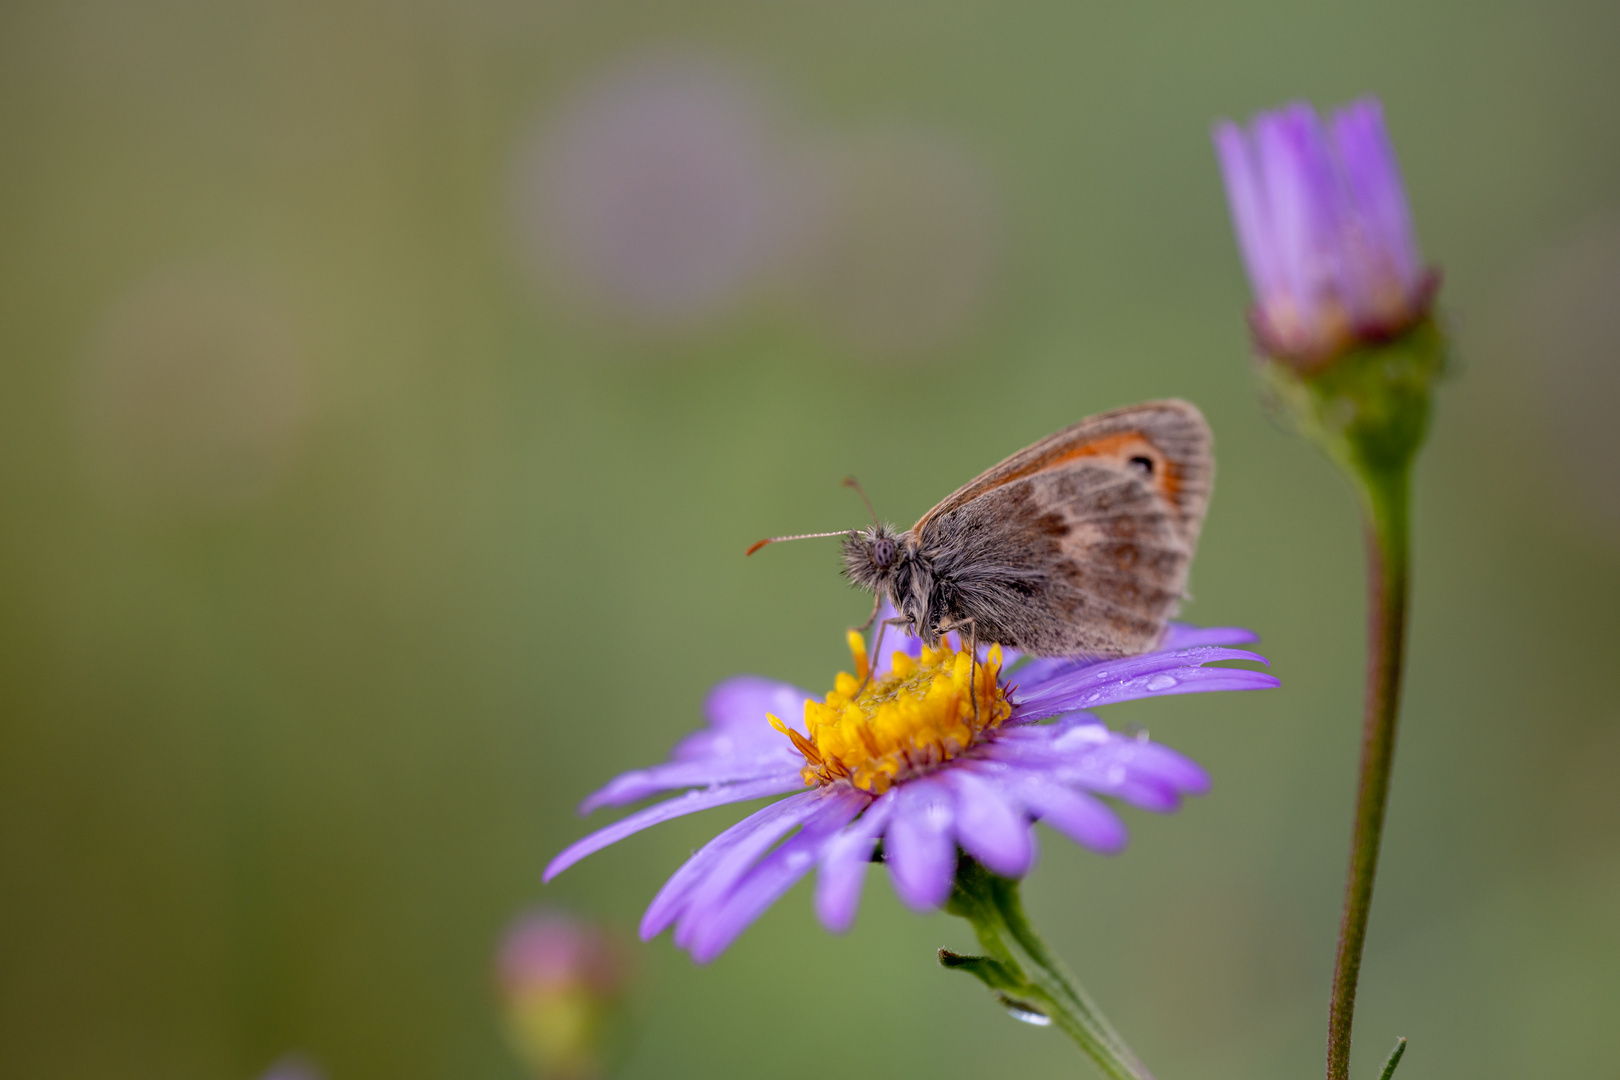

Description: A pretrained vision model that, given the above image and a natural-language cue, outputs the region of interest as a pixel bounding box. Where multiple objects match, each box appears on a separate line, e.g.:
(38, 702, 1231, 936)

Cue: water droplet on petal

(1146, 674, 1178, 691)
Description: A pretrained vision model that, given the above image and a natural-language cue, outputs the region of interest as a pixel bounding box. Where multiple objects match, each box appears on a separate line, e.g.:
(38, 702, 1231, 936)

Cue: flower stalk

(1261, 321, 1442, 1080)
(943, 857, 1153, 1080)
(1327, 449, 1406, 1080)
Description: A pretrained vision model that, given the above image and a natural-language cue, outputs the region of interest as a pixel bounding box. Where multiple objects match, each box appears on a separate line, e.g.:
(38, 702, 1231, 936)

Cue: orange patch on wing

(995, 431, 1183, 502)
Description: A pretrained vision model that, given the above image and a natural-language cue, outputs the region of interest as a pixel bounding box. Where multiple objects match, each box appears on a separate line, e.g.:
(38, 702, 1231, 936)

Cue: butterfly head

(841, 524, 906, 594)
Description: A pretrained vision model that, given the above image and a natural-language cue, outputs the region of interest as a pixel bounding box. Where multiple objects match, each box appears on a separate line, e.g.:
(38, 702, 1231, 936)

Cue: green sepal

(937, 948, 1023, 991)
(1259, 316, 1446, 502)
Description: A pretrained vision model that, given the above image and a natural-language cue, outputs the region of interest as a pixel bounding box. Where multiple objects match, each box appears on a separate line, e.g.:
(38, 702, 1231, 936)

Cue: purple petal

(983, 739, 1182, 812)
(543, 774, 804, 883)
(580, 754, 803, 813)
(647, 789, 826, 944)
(638, 787, 821, 939)
(979, 723, 1199, 811)
(683, 839, 818, 965)
(814, 790, 898, 933)
(1020, 782, 1128, 853)
(885, 777, 958, 911)
(1161, 623, 1259, 649)
(1119, 740, 1211, 795)
(1212, 119, 1280, 302)
(1008, 654, 1086, 687)
(968, 762, 1128, 853)
(1013, 645, 1276, 720)
(673, 677, 813, 761)
(993, 721, 1209, 795)
(701, 676, 814, 731)
(682, 788, 868, 963)
(1331, 98, 1422, 310)
(669, 788, 852, 950)
(943, 769, 1034, 878)
(1257, 102, 1347, 328)
(1013, 642, 1268, 698)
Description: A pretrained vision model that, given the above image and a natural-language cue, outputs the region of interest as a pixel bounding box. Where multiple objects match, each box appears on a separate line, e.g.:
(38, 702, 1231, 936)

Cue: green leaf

(1377, 1038, 1408, 1080)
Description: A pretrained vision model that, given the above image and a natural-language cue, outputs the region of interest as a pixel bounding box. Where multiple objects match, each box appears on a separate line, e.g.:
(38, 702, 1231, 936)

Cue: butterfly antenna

(842, 476, 879, 526)
(745, 531, 852, 557)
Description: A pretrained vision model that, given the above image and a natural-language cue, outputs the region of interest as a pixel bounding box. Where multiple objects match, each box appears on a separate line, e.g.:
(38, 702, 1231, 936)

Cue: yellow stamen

(845, 629, 870, 683)
(780, 635, 1012, 794)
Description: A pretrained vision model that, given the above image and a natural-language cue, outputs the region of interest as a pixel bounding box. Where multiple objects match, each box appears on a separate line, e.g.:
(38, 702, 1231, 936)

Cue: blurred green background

(3, 1, 1618, 1078)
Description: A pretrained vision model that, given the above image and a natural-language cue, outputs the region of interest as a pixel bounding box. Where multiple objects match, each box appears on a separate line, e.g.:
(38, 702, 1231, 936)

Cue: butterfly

(751, 400, 1213, 659)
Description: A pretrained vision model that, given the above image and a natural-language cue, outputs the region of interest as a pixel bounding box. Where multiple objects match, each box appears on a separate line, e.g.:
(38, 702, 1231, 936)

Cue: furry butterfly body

(842, 400, 1213, 658)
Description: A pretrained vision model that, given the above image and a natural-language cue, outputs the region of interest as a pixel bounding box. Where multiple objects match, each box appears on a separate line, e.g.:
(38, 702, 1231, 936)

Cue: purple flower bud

(1213, 98, 1436, 368)
(496, 910, 629, 1079)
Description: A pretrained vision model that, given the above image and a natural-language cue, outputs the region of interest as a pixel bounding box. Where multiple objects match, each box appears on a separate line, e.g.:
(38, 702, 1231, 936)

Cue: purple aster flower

(1213, 98, 1436, 368)
(545, 613, 1278, 964)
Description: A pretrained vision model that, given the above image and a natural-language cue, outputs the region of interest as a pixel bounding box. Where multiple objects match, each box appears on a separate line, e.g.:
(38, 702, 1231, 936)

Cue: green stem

(1326, 460, 1410, 1080)
(1260, 322, 1441, 1080)
(944, 858, 1153, 1080)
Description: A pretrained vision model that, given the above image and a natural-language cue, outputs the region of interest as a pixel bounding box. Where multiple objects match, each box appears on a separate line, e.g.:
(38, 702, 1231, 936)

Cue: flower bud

(497, 909, 630, 1079)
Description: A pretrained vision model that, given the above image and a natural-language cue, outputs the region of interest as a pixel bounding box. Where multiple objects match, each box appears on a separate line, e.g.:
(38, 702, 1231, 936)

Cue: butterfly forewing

(914, 399, 1212, 549)
(910, 400, 1213, 658)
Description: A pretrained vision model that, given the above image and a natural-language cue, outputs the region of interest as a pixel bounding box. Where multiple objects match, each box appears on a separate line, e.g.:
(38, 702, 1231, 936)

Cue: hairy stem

(1326, 462, 1410, 1080)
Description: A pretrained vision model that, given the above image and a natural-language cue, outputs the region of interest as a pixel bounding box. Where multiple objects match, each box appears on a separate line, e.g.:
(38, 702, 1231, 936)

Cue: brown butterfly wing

(914, 399, 1213, 547)
(912, 400, 1213, 657)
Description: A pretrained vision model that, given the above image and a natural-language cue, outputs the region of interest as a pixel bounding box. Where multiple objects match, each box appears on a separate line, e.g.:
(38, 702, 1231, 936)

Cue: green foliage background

(2, 2, 1617, 1078)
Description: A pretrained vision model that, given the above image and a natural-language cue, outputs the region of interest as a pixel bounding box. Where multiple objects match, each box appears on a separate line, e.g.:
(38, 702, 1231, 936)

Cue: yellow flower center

(769, 631, 1013, 795)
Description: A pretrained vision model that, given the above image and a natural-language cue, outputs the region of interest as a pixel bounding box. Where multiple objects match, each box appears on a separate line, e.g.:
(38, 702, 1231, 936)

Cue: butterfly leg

(858, 616, 911, 694)
(966, 620, 980, 725)
(852, 592, 883, 633)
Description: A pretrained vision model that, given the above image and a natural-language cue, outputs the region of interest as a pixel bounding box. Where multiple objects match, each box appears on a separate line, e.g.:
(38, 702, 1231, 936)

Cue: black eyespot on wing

(1128, 455, 1154, 476)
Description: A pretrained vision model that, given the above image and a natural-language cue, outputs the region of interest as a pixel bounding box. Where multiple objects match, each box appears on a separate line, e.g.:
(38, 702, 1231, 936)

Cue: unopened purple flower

(499, 910, 627, 999)
(546, 614, 1277, 963)
(498, 910, 630, 1079)
(1213, 98, 1435, 367)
